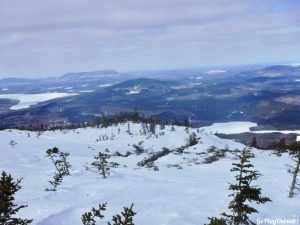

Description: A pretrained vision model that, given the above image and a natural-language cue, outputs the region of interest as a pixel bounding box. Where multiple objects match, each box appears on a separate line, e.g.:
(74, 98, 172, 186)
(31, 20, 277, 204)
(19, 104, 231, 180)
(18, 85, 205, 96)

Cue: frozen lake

(0, 92, 77, 110)
(201, 121, 300, 141)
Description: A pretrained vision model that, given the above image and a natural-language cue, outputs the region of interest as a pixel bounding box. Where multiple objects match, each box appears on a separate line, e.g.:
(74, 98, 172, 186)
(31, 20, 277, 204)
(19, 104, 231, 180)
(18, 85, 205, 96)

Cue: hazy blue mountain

(1, 65, 300, 129)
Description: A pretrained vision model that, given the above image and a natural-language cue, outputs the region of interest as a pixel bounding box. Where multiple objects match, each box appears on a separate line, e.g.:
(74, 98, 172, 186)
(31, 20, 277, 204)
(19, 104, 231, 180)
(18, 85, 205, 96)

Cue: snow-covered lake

(201, 121, 257, 134)
(0, 93, 77, 110)
(201, 121, 300, 141)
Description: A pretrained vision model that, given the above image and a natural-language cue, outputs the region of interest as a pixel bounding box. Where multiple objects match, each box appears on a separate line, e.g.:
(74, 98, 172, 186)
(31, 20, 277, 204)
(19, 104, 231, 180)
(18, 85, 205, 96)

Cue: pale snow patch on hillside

(202, 121, 300, 141)
(290, 63, 300, 67)
(78, 90, 95, 93)
(201, 121, 257, 134)
(126, 86, 143, 94)
(206, 70, 226, 75)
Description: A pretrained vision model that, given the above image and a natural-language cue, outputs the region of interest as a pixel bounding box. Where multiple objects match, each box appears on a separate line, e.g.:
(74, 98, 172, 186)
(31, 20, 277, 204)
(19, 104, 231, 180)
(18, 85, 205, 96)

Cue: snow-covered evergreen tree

(0, 171, 33, 224)
(221, 148, 271, 225)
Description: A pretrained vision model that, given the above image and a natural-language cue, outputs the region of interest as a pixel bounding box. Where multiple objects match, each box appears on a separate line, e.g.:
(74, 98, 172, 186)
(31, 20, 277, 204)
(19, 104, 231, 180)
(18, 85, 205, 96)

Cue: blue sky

(0, 0, 299, 78)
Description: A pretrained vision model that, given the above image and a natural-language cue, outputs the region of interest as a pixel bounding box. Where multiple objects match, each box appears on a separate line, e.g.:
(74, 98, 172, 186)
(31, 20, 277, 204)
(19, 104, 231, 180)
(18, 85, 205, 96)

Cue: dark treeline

(251, 136, 296, 152)
(13, 110, 191, 132)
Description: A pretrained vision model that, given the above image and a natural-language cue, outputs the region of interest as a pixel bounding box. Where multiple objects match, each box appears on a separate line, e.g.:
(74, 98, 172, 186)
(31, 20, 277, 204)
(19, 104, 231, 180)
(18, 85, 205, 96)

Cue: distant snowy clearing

(78, 90, 95, 93)
(206, 70, 226, 75)
(0, 93, 77, 110)
(0, 123, 299, 224)
(201, 121, 300, 141)
(201, 121, 257, 134)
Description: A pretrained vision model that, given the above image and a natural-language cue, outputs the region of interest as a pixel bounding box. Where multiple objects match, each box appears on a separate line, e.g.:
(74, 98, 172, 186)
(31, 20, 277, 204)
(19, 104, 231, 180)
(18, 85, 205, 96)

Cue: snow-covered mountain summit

(0, 123, 298, 224)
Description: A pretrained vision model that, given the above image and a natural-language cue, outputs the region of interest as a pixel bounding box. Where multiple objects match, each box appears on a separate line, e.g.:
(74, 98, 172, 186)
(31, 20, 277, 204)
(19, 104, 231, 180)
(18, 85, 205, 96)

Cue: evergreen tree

(205, 217, 227, 225)
(173, 119, 181, 126)
(249, 137, 258, 148)
(81, 203, 107, 225)
(287, 142, 300, 198)
(108, 204, 136, 225)
(9, 140, 17, 148)
(170, 125, 175, 131)
(149, 120, 156, 134)
(222, 148, 271, 225)
(46, 172, 65, 192)
(159, 122, 166, 130)
(183, 119, 190, 128)
(131, 107, 140, 122)
(45, 147, 71, 176)
(81, 203, 136, 225)
(133, 141, 145, 155)
(278, 138, 286, 149)
(45, 147, 72, 191)
(126, 122, 132, 135)
(141, 123, 148, 135)
(59, 151, 72, 175)
(0, 171, 33, 225)
(92, 152, 111, 178)
(185, 132, 199, 146)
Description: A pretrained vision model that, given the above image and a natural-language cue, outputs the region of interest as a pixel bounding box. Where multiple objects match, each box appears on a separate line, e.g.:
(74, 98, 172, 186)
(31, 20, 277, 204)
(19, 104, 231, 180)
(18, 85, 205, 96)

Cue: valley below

(1, 65, 300, 131)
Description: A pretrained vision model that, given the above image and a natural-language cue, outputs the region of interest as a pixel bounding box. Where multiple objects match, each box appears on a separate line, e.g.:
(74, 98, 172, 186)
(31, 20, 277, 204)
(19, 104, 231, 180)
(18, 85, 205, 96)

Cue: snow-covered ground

(202, 121, 300, 141)
(0, 123, 299, 224)
(0, 93, 77, 110)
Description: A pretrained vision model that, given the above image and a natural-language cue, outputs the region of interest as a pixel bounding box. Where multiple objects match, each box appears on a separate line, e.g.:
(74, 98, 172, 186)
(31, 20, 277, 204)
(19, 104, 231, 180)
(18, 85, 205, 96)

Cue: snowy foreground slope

(0, 123, 299, 225)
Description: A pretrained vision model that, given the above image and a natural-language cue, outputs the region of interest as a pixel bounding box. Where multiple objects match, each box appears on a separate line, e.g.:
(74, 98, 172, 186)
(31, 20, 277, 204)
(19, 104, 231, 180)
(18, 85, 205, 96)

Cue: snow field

(0, 123, 299, 224)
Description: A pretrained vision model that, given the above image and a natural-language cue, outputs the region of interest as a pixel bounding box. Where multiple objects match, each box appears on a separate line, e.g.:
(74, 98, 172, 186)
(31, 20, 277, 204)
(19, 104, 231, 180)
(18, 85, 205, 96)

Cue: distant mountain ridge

(0, 69, 128, 93)
(256, 65, 300, 77)
(1, 65, 300, 83)
(1, 64, 300, 129)
(60, 70, 120, 80)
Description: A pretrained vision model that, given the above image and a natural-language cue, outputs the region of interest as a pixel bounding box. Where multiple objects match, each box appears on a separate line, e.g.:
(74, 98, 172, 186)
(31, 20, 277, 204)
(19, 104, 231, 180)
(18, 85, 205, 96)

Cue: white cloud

(0, 0, 299, 77)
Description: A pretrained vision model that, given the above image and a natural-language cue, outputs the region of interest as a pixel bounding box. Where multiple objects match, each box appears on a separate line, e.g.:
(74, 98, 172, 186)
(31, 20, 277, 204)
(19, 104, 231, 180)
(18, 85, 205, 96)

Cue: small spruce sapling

(126, 122, 132, 135)
(287, 142, 300, 198)
(108, 204, 136, 225)
(81, 203, 107, 225)
(170, 125, 175, 131)
(46, 173, 64, 192)
(0, 171, 33, 224)
(45, 147, 72, 191)
(149, 121, 156, 134)
(185, 132, 199, 147)
(221, 147, 271, 225)
(9, 140, 17, 148)
(133, 141, 145, 155)
(91, 152, 111, 178)
(81, 203, 136, 225)
(160, 123, 165, 130)
(249, 137, 258, 148)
